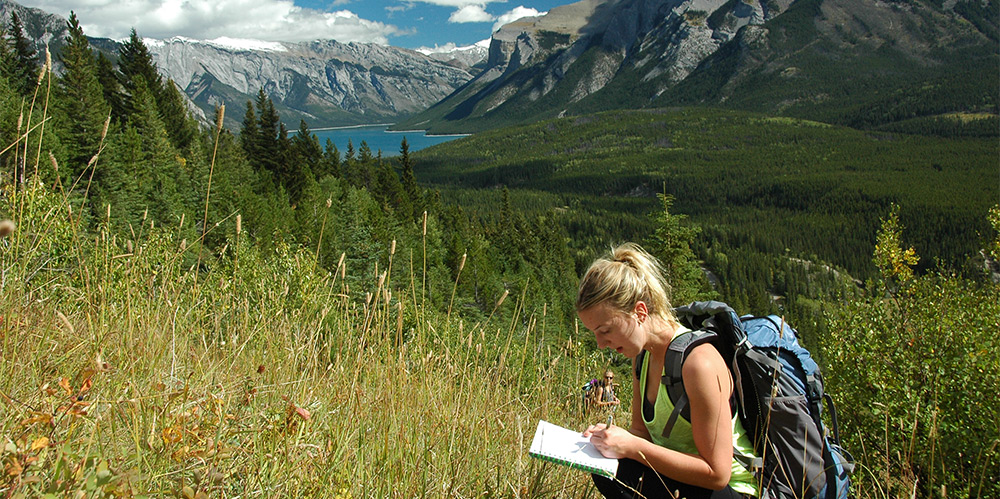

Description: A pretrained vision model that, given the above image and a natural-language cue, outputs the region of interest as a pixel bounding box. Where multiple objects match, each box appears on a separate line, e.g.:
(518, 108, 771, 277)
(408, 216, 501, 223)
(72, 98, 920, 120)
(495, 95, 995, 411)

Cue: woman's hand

(583, 424, 634, 459)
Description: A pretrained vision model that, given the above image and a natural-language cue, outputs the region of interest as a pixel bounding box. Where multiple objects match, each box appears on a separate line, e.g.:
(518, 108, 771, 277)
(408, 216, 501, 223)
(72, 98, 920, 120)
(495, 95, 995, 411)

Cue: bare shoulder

(681, 343, 729, 385)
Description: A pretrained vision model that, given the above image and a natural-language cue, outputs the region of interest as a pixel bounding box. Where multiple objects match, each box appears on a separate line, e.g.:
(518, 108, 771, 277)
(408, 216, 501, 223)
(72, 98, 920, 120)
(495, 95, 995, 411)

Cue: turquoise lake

(311, 125, 467, 156)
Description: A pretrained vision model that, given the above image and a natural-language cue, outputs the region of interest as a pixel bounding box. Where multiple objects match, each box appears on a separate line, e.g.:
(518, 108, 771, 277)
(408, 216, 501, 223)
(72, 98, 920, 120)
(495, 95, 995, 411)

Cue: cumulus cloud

(449, 5, 493, 23)
(493, 6, 545, 31)
(23, 0, 401, 44)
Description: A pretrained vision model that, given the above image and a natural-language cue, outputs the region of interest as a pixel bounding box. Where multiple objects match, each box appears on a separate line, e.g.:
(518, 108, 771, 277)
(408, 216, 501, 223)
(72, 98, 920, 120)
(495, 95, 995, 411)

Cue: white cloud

(449, 4, 493, 23)
(385, 4, 409, 16)
(410, 0, 501, 7)
(21, 0, 401, 44)
(493, 6, 545, 32)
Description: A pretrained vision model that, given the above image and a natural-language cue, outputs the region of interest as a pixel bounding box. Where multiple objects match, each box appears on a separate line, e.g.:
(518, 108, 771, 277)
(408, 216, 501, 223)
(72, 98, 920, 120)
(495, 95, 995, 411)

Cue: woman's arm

(589, 344, 735, 490)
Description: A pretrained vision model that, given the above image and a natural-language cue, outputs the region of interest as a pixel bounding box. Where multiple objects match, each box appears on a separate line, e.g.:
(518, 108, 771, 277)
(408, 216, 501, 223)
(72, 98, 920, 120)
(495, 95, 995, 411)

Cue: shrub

(821, 207, 1000, 498)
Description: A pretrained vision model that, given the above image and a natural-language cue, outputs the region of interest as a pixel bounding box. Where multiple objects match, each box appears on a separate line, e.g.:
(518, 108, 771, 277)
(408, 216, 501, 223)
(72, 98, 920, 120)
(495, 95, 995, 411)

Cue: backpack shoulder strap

(661, 329, 717, 438)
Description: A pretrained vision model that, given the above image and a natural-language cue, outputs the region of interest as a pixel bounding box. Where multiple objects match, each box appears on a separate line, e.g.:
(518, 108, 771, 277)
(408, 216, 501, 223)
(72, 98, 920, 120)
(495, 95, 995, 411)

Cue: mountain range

(1, 0, 996, 133)
(396, 0, 998, 133)
(0, 0, 483, 129)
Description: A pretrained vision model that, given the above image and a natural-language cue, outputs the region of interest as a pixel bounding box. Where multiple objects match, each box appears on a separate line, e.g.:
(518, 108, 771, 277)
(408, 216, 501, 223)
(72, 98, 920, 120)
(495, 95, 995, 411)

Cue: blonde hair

(576, 243, 675, 321)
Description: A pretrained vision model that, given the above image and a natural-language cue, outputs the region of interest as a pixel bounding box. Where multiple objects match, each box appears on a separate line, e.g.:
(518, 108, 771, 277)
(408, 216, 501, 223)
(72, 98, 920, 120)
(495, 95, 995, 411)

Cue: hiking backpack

(581, 378, 600, 411)
(649, 301, 854, 499)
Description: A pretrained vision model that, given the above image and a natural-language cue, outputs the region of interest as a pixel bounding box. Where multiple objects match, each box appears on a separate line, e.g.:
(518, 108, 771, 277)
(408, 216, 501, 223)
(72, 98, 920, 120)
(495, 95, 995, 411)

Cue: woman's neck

(644, 315, 679, 358)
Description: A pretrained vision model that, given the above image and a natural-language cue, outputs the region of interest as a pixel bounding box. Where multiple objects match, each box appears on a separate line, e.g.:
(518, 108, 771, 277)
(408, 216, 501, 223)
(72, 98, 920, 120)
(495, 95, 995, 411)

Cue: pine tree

(55, 12, 110, 178)
(95, 52, 126, 121)
(287, 119, 320, 201)
(128, 75, 186, 226)
(239, 99, 259, 164)
(117, 29, 163, 116)
(290, 119, 322, 174)
(159, 79, 198, 151)
(255, 89, 281, 178)
(398, 137, 421, 221)
(321, 138, 340, 178)
(0, 25, 15, 84)
(355, 140, 375, 190)
(648, 194, 713, 305)
(7, 12, 38, 96)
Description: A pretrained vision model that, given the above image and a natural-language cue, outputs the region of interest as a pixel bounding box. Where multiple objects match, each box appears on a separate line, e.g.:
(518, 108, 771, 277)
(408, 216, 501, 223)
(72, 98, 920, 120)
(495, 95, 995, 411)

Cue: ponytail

(575, 243, 675, 321)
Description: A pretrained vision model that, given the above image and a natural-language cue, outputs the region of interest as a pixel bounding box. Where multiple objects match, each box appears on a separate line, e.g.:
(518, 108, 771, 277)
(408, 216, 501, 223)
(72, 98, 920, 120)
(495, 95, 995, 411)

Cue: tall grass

(0, 174, 612, 498)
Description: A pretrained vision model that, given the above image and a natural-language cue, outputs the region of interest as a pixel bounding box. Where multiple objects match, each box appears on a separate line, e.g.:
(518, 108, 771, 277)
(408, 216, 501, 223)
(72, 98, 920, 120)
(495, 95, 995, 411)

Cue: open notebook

(528, 420, 619, 478)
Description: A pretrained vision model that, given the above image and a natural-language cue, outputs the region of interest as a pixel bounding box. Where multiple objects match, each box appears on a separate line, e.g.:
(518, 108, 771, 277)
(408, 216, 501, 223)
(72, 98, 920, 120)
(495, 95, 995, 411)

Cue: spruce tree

(648, 194, 714, 305)
(55, 12, 110, 178)
(321, 138, 340, 178)
(128, 75, 185, 226)
(287, 119, 321, 201)
(117, 29, 163, 116)
(398, 137, 421, 221)
(0, 25, 15, 84)
(254, 89, 281, 178)
(159, 79, 198, 151)
(290, 119, 322, 175)
(239, 99, 259, 164)
(95, 52, 126, 121)
(7, 12, 38, 97)
(355, 140, 375, 190)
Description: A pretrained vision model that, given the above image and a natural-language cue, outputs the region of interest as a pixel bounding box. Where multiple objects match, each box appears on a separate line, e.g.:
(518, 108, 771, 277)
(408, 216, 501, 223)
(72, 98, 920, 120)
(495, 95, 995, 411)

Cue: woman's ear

(632, 301, 649, 323)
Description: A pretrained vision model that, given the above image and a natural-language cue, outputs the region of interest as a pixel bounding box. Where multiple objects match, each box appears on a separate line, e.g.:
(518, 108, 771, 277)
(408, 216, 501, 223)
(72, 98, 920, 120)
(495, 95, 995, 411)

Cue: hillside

(412, 108, 998, 282)
(395, 0, 999, 134)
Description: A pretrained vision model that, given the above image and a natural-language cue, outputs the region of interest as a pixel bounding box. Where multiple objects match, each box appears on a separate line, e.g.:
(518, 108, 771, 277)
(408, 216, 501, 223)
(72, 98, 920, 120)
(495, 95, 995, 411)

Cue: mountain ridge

(0, 0, 481, 129)
(395, 0, 998, 134)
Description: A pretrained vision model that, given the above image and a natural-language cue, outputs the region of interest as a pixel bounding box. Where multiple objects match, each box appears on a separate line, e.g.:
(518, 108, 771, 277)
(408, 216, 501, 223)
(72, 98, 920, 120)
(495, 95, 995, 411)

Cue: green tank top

(639, 327, 759, 496)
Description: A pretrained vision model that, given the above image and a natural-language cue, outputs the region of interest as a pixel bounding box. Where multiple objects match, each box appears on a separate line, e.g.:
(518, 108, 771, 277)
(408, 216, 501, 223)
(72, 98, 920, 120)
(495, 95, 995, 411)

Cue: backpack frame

(640, 301, 854, 499)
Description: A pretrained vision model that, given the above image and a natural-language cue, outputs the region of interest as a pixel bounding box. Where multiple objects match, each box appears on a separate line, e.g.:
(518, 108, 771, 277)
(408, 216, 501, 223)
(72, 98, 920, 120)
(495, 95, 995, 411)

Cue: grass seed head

(496, 289, 509, 307)
(0, 220, 15, 237)
(216, 104, 225, 133)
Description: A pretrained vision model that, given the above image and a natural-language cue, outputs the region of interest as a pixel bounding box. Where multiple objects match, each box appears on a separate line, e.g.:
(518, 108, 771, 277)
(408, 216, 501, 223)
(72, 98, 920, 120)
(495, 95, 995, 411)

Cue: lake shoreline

(311, 124, 467, 156)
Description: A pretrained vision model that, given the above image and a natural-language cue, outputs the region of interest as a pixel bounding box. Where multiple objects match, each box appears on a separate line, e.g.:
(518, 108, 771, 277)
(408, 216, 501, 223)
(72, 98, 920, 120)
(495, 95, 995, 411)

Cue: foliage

(821, 207, 1000, 498)
(647, 194, 716, 306)
(874, 204, 919, 285)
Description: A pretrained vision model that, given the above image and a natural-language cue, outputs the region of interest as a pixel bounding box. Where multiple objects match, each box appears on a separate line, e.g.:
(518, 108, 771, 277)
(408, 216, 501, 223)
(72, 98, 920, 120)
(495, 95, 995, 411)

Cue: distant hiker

(592, 370, 619, 409)
(577, 243, 757, 498)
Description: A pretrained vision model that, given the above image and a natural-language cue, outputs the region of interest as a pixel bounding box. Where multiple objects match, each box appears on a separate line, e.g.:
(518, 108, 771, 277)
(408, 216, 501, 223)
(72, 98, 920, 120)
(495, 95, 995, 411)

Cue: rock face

(0, 0, 71, 65)
(147, 38, 476, 127)
(396, 0, 781, 132)
(396, 0, 997, 133)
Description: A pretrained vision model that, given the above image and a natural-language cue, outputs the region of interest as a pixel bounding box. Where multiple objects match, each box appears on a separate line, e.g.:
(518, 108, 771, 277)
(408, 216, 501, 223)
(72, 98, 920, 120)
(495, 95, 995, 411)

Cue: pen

(606, 414, 613, 428)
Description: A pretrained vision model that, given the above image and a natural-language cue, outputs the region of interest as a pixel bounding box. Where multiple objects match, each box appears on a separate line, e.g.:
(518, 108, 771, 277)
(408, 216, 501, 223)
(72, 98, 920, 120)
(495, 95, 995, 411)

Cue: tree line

(0, 13, 583, 331)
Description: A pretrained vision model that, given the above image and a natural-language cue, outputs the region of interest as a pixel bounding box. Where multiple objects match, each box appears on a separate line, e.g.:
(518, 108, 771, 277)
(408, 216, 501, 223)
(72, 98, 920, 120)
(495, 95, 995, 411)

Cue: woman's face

(578, 301, 643, 358)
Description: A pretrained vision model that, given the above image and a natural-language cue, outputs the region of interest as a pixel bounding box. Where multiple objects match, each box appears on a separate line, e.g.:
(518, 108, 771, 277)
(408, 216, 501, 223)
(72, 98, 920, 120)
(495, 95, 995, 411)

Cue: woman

(577, 243, 758, 498)
(593, 370, 620, 409)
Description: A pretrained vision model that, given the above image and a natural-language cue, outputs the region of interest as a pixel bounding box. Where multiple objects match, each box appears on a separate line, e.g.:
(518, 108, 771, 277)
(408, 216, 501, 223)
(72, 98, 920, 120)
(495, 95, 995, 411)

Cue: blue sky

(19, 0, 570, 50)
